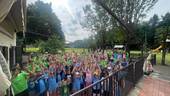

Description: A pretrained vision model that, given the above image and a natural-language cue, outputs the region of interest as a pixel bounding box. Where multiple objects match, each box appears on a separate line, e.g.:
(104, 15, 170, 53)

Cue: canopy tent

(0, 0, 26, 32)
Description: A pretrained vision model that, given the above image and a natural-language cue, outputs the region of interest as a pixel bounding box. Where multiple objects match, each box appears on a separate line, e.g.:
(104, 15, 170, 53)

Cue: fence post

(110, 75, 113, 96)
(133, 62, 136, 85)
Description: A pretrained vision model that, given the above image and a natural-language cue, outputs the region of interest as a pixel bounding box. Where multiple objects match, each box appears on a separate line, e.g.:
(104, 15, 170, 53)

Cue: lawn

(65, 48, 88, 53)
(130, 50, 170, 65)
(25, 48, 170, 65)
(156, 53, 170, 65)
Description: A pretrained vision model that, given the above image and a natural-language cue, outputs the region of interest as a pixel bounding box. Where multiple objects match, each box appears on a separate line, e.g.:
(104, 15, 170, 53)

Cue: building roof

(0, 0, 26, 33)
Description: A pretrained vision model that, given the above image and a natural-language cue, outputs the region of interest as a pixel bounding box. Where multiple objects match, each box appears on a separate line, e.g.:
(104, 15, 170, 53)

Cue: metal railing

(70, 58, 145, 96)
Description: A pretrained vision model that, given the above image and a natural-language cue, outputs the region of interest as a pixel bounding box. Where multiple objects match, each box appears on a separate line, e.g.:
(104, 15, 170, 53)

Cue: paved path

(152, 65, 170, 81)
(138, 76, 170, 96)
(128, 65, 170, 96)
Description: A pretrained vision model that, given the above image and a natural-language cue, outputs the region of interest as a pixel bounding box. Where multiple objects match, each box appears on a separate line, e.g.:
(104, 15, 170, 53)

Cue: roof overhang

(0, 0, 26, 34)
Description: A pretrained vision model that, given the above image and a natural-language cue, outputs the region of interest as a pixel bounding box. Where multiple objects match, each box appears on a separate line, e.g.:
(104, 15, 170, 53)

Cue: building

(0, 0, 26, 94)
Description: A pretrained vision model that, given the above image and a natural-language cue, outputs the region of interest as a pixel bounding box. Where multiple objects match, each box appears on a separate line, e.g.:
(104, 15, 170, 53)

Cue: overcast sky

(28, 0, 170, 42)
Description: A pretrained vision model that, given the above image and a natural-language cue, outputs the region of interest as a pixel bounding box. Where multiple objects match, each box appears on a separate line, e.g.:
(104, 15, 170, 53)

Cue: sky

(28, 0, 170, 42)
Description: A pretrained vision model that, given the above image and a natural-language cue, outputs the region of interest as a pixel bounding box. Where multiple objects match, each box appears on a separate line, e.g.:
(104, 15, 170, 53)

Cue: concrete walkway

(128, 65, 170, 96)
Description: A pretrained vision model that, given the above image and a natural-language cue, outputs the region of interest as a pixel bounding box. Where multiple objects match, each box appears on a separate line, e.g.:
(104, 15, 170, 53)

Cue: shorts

(92, 89, 100, 94)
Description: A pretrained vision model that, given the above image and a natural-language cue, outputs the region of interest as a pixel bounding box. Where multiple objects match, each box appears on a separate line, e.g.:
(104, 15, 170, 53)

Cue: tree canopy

(26, 0, 65, 44)
(17, 0, 66, 53)
(82, 0, 158, 50)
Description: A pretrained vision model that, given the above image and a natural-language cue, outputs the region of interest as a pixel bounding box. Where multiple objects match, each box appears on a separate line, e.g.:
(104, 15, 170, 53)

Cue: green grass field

(25, 48, 170, 65)
(130, 50, 170, 65)
(65, 48, 89, 53)
(156, 53, 170, 65)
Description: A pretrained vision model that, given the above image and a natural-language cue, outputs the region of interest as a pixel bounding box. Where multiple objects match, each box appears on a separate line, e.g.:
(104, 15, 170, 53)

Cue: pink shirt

(85, 71, 92, 83)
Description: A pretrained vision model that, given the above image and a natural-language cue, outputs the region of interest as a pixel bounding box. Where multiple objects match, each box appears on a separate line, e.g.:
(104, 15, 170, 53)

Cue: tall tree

(148, 14, 159, 48)
(26, 0, 65, 44)
(83, 0, 158, 51)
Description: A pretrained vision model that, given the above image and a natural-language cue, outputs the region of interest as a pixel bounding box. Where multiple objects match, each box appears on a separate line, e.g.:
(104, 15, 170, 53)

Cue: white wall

(0, 28, 16, 47)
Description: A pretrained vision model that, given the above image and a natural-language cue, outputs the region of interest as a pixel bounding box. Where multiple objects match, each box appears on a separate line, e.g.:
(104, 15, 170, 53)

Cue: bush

(38, 35, 65, 54)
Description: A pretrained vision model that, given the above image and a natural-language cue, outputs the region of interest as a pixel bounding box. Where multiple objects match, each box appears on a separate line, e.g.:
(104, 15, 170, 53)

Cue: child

(37, 75, 46, 96)
(61, 76, 70, 96)
(146, 62, 154, 75)
(85, 66, 92, 87)
(12, 67, 29, 96)
(72, 64, 83, 92)
(102, 70, 110, 96)
(92, 71, 101, 96)
(48, 61, 57, 96)
(65, 66, 72, 93)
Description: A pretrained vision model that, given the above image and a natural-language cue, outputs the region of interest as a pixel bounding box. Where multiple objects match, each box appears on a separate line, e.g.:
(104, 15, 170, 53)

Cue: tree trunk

(161, 43, 166, 65)
(141, 44, 144, 57)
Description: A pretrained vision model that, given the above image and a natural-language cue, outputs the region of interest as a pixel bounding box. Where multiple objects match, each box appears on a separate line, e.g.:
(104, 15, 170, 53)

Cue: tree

(37, 35, 65, 54)
(148, 14, 159, 48)
(26, 0, 64, 44)
(83, 0, 158, 52)
(136, 22, 150, 53)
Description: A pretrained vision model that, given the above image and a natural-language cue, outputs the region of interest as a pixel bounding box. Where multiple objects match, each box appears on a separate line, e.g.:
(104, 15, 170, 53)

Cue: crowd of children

(11, 50, 129, 96)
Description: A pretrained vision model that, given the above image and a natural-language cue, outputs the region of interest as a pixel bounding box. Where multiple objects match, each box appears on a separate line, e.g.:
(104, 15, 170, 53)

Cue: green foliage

(82, 0, 157, 49)
(155, 13, 170, 44)
(37, 35, 64, 54)
(26, 0, 64, 44)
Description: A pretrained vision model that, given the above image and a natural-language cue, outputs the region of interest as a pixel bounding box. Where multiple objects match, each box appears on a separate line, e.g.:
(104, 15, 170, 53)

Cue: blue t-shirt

(92, 76, 101, 90)
(113, 53, 118, 60)
(73, 76, 82, 90)
(38, 78, 46, 94)
(56, 73, 61, 82)
(48, 76, 58, 92)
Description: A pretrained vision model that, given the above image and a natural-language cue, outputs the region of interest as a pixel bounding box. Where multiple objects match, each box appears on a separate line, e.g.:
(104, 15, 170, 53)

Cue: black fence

(70, 58, 145, 96)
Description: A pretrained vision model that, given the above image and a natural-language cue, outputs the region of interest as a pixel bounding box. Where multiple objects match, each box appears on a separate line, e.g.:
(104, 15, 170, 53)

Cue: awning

(0, 0, 26, 33)
(0, 0, 16, 23)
